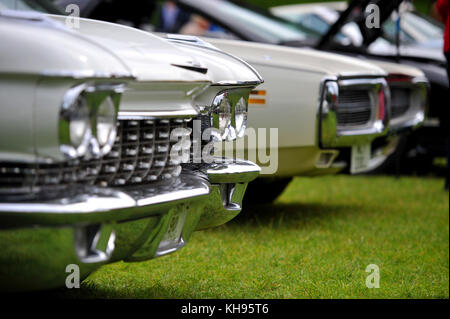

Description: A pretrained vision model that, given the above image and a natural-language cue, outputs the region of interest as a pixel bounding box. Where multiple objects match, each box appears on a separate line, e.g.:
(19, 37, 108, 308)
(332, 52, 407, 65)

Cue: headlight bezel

(211, 91, 233, 141)
(59, 83, 124, 159)
(319, 77, 390, 148)
(210, 88, 251, 141)
(386, 75, 428, 131)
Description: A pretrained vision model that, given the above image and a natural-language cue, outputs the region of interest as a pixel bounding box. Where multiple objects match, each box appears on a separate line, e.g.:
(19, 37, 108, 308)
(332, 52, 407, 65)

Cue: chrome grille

(337, 90, 372, 127)
(0, 118, 190, 194)
(390, 88, 410, 119)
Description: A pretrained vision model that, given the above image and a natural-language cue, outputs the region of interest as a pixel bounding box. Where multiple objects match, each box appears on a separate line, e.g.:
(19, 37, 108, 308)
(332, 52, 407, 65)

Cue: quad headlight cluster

(59, 83, 124, 159)
(210, 88, 250, 141)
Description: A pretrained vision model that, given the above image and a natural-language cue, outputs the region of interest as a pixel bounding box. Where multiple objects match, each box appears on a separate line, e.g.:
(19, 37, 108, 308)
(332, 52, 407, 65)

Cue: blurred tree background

(244, 0, 435, 15)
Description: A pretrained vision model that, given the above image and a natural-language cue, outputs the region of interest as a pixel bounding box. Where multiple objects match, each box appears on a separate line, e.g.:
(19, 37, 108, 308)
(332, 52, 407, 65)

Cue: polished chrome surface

(319, 77, 390, 148)
(202, 157, 261, 184)
(210, 88, 252, 141)
(74, 224, 116, 264)
(118, 109, 199, 119)
(0, 156, 260, 291)
(40, 70, 136, 81)
(59, 83, 124, 159)
(155, 209, 188, 257)
(0, 173, 210, 227)
(0, 118, 191, 194)
(357, 136, 401, 174)
(390, 88, 410, 119)
(388, 77, 428, 132)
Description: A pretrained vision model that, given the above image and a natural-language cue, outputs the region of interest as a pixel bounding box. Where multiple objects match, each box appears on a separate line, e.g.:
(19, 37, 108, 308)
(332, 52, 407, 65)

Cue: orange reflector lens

(249, 98, 266, 105)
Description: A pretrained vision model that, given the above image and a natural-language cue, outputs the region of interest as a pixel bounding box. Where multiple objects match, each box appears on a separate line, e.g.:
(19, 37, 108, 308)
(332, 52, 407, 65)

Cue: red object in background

(436, 0, 449, 53)
(378, 89, 385, 121)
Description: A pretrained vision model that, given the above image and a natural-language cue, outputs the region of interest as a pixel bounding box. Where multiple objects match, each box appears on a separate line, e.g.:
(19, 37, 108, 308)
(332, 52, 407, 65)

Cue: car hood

(205, 38, 387, 78)
(164, 35, 263, 86)
(368, 59, 425, 79)
(47, 14, 212, 83)
(0, 10, 132, 79)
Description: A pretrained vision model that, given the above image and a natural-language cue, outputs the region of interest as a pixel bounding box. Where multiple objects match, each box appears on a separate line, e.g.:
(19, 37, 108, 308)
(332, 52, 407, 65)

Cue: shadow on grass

(1, 283, 221, 299)
(227, 201, 363, 230)
(2, 199, 366, 299)
(4, 203, 362, 299)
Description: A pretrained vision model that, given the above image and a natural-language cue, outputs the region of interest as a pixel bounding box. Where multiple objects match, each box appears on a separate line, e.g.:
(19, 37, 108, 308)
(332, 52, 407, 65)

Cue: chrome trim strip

(212, 81, 264, 87)
(118, 109, 199, 119)
(40, 70, 136, 81)
(387, 76, 428, 132)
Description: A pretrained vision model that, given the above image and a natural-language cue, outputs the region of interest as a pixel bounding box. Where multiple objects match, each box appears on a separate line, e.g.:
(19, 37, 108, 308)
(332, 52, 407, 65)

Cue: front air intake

(337, 89, 372, 127)
(0, 118, 191, 194)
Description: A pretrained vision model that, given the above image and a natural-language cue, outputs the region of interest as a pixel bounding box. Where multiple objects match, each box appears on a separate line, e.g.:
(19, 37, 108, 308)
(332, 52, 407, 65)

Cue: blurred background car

(271, 1, 445, 55)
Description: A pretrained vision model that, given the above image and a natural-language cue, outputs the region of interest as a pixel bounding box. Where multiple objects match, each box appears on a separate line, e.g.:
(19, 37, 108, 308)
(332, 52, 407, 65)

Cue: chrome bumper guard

(387, 77, 428, 133)
(0, 157, 259, 291)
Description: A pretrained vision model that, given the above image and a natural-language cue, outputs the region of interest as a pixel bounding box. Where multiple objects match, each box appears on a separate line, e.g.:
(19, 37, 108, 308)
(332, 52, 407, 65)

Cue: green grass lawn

(60, 176, 448, 299)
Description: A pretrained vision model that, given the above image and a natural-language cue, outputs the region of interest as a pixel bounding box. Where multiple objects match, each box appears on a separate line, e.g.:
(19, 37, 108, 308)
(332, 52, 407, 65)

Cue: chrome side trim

(388, 77, 428, 132)
(212, 81, 264, 87)
(40, 70, 136, 81)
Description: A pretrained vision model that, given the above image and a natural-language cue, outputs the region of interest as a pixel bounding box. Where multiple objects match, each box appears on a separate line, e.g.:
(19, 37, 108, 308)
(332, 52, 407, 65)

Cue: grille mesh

(390, 88, 410, 119)
(337, 90, 372, 127)
(0, 118, 190, 194)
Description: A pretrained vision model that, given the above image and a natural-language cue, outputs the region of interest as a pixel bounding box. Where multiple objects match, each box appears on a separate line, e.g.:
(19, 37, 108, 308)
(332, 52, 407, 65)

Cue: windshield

(383, 11, 443, 46)
(0, 0, 60, 13)
(210, 0, 309, 43)
(272, 5, 444, 49)
(274, 10, 356, 44)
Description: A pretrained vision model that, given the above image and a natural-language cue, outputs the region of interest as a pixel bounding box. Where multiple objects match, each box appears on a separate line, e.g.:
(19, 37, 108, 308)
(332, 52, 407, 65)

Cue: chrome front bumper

(0, 157, 260, 291)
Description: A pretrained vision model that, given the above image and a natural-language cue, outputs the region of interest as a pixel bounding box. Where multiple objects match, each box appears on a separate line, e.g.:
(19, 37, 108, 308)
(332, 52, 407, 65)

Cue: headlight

(60, 86, 92, 158)
(210, 89, 251, 141)
(69, 97, 91, 148)
(95, 96, 118, 155)
(211, 92, 232, 141)
(60, 83, 122, 159)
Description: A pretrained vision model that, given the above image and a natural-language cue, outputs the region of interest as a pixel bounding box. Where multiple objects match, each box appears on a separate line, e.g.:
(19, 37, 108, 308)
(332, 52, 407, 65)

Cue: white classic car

(206, 38, 428, 201)
(0, 8, 263, 291)
(62, 0, 428, 202)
